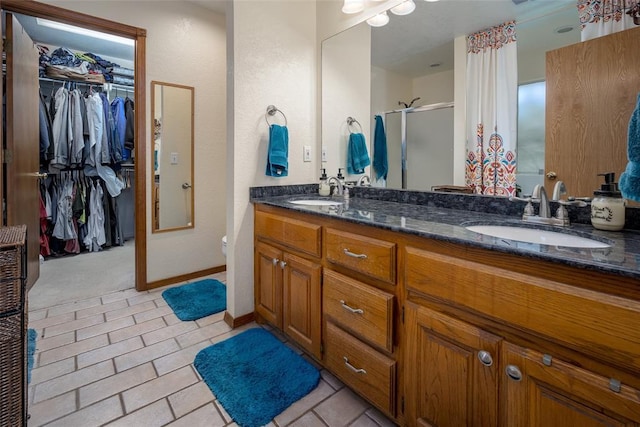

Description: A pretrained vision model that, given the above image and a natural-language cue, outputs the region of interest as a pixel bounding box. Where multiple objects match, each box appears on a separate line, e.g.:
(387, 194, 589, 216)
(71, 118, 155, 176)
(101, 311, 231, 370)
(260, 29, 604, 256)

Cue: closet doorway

(1, 0, 148, 307)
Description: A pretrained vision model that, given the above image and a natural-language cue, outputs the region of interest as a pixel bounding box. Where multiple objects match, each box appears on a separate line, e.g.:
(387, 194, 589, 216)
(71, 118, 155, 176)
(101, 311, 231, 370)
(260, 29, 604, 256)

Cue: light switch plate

(303, 145, 311, 162)
(170, 152, 179, 165)
(322, 146, 327, 163)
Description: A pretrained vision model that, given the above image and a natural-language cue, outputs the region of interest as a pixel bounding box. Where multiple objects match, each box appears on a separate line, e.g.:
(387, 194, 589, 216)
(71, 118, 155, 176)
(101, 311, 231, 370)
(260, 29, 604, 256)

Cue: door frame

(0, 0, 148, 290)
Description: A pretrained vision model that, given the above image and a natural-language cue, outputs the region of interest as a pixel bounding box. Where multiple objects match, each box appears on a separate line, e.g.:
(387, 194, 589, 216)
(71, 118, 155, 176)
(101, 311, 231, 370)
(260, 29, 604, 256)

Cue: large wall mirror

(151, 81, 195, 232)
(321, 0, 585, 195)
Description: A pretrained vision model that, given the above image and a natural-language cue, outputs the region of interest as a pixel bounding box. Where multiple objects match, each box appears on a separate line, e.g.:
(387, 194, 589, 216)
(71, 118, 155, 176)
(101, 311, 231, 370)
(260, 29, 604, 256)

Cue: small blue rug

(162, 279, 226, 321)
(27, 328, 37, 384)
(194, 328, 320, 427)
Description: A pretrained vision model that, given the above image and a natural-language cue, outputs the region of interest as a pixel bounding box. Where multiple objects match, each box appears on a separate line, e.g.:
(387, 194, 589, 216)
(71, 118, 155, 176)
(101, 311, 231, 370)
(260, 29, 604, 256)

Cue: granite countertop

(251, 191, 640, 280)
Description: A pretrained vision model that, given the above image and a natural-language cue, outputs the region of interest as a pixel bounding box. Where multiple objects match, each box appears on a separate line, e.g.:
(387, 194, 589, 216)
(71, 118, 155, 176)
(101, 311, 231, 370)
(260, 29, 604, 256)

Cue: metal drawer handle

(340, 300, 364, 315)
(343, 248, 367, 259)
(477, 350, 493, 367)
(505, 365, 522, 381)
(343, 356, 367, 374)
(272, 258, 279, 266)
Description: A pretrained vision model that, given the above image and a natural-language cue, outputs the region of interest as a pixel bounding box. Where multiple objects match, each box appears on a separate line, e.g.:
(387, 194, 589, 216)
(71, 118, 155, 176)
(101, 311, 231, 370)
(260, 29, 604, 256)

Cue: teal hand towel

(620, 93, 640, 201)
(266, 124, 289, 177)
(347, 132, 370, 175)
(373, 115, 388, 180)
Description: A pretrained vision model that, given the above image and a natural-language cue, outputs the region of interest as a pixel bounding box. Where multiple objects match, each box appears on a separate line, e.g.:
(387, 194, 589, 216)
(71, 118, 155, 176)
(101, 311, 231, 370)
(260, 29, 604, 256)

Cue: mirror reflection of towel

(266, 124, 288, 177)
(620, 93, 640, 201)
(347, 132, 370, 175)
(373, 115, 388, 180)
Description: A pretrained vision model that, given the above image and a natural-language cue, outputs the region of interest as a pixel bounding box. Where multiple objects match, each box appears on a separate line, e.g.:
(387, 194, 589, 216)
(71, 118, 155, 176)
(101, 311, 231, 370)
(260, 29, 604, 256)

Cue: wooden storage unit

(0, 225, 28, 427)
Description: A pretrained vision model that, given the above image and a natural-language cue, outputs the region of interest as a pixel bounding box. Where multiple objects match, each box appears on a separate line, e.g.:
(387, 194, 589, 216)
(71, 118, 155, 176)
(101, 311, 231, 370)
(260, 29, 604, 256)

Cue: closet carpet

(29, 240, 135, 311)
(26, 271, 397, 426)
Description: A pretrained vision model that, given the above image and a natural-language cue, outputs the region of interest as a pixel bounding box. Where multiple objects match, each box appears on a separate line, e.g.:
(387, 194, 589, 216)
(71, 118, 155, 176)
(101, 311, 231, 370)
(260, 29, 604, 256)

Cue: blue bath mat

(194, 328, 320, 427)
(162, 279, 226, 321)
(27, 328, 37, 383)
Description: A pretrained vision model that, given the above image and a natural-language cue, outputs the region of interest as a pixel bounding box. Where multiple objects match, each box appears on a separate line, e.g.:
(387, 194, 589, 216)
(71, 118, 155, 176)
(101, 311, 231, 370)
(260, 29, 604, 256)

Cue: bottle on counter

(591, 172, 626, 231)
(319, 168, 331, 196)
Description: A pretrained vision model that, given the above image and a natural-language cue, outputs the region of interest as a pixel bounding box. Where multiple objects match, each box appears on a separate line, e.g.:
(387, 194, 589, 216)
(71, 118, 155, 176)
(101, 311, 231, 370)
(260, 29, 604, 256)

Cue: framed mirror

(151, 81, 195, 232)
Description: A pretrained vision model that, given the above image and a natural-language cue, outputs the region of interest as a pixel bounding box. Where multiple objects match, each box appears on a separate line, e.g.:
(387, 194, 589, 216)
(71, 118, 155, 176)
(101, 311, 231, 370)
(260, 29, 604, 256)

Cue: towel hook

(265, 105, 288, 127)
(347, 117, 363, 134)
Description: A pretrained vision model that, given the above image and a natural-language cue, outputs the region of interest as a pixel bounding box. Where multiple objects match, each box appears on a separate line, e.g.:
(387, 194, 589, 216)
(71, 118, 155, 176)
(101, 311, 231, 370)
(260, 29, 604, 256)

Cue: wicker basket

(0, 248, 22, 312)
(0, 311, 24, 427)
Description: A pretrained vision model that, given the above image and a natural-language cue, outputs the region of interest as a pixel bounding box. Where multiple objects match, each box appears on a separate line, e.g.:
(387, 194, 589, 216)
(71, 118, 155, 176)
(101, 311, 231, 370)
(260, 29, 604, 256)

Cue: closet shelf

(39, 76, 134, 92)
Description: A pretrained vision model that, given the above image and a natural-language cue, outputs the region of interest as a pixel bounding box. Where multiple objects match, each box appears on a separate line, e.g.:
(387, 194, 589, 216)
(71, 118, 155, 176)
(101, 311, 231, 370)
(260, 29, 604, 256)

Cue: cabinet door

(405, 302, 502, 427)
(502, 342, 640, 427)
(255, 241, 283, 328)
(283, 252, 322, 359)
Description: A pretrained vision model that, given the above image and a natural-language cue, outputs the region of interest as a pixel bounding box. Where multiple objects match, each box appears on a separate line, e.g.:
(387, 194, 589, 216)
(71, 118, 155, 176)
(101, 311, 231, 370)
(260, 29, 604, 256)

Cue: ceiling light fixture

(424, 0, 440, 2)
(36, 18, 134, 46)
(390, 0, 416, 16)
(367, 11, 390, 27)
(342, 0, 365, 14)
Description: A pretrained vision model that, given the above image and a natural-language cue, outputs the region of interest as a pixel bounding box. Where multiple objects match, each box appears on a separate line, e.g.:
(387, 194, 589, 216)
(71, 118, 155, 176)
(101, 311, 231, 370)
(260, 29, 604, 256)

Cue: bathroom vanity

(251, 188, 640, 427)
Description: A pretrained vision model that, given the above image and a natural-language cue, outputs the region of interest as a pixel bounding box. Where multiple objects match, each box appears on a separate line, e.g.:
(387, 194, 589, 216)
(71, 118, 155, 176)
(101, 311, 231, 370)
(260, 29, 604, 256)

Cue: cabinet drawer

(324, 322, 396, 415)
(255, 211, 321, 257)
(325, 228, 396, 284)
(405, 246, 640, 373)
(323, 269, 394, 352)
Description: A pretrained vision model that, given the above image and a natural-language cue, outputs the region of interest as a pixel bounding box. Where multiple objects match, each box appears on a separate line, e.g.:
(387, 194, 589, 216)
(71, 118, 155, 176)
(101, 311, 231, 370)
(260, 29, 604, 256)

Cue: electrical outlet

(303, 145, 311, 162)
(322, 146, 327, 162)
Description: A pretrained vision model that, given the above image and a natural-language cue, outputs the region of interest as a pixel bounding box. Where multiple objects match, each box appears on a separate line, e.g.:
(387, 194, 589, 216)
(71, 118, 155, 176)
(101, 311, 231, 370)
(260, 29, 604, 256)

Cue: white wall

(412, 70, 454, 104)
(227, 0, 318, 319)
(43, 0, 227, 282)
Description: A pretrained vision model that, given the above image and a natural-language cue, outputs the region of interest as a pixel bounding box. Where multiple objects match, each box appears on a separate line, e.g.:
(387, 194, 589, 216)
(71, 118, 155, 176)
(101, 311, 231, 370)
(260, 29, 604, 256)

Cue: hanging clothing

(69, 89, 85, 168)
(83, 180, 106, 252)
(111, 97, 129, 162)
(124, 97, 135, 151)
(49, 86, 71, 170)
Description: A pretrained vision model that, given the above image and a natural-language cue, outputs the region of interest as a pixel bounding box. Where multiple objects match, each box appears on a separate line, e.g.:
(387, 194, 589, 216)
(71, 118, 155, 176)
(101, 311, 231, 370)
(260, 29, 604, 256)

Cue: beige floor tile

(274, 380, 335, 426)
(214, 400, 233, 423)
(77, 336, 144, 369)
(321, 369, 345, 391)
(195, 311, 226, 327)
(30, 357, 75, 386)
(28, 311, 74, 330)
(34, 331, 74, 352)
(175, 320, 232, 348)
(105, 300, 156, 321)
(39, 334, 109, 366)
(79, 362, 157, 408)
(154, 340, 211, 376)
(166, 403, 225, 427)
(154, 296, 169, 307)
(365, 408, 397, 427)
(314, 387, 369, 427)
(75, 298, 128, 319)
(126, 291, 158, 306)
(33, 360, 114, 403)
(289, 412, 327, 427)
(46, 296, 102, 317)
(101, 288, 140, 305)
(163, 312, 182, 326)
(133, 305, 173, 323)
(109, 316, 166, 343)
(105, 399, 174, 427)
(76, 315, 135, 341)
(142, 320, 198, 346)
(47, 395, 123, 427)
(351, 413, 382, 427)
(122, 365, 198, 413)
(44, 312, 105, 338)
(26, 390, 76, 427)
(28, 309, 47, 321)
(114, 338, 180, 372)
(167, 381, 216, 418)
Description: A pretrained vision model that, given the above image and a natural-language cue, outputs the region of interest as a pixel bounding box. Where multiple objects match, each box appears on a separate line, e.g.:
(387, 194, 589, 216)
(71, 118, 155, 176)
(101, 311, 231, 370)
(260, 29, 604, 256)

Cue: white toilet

(221, 235, 227, 258)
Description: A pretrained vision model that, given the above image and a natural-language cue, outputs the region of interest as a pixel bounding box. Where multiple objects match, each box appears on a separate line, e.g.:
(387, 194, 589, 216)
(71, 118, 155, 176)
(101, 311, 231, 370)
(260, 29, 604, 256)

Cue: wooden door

(545, 26, 640, 199)
(282, 252, 322, 359)
(254, 241, 283, 328)
(405, 302, 502, 427)
(502, 341, 640, 427)
(4, 13, 40, 290)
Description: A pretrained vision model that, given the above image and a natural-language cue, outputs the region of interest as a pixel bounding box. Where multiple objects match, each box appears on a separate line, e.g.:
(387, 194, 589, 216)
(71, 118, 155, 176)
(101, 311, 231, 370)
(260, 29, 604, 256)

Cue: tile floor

(27, 271, 397, 426)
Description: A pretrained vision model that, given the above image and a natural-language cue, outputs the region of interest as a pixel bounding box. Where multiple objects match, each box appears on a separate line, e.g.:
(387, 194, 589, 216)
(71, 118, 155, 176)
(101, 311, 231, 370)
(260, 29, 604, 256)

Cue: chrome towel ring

(347, 116, 363, 134)
(265, 105, 288, 127)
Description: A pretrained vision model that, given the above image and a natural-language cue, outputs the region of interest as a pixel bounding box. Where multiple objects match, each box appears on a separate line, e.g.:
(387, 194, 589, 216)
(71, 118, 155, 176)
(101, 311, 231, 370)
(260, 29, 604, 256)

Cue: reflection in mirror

(321, 0, 581, 194)
(151, 81, 194, 232)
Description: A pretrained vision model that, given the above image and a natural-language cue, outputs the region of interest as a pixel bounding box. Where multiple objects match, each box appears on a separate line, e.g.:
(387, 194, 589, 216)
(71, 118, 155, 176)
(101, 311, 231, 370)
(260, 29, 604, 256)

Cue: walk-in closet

(4, 12, 138, 309)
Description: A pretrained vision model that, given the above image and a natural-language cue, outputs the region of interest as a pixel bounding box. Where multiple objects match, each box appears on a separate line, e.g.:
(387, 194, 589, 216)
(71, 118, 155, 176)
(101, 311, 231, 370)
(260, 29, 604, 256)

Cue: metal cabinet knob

(477, 350, 493, 367)
(272, 258, 279, 266)
(279, 260, 287, 269)
(546, 171, 557, 180)
(505, 365, 522, 381)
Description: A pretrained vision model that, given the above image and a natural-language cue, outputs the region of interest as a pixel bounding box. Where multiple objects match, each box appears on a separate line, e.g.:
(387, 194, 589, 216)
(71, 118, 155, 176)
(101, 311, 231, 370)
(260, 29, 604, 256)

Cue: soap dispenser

(591, 172, 626, 231)
(319, 169, 330, 196)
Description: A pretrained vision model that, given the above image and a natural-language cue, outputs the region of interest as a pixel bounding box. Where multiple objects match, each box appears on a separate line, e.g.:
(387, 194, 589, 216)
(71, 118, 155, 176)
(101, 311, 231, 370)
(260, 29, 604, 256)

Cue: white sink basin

(466, 225, 611, 248)
(289, 199, 342, 206)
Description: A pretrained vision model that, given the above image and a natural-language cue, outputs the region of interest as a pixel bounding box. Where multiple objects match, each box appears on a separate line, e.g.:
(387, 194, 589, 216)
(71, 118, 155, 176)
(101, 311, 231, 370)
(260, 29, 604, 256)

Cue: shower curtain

(465, 21, 518, 197)
(578, 0, 640, 41)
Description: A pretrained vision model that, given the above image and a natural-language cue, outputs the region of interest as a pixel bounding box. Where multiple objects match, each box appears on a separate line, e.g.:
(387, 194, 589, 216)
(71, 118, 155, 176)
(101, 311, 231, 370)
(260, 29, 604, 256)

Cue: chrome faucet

(357, 175, 371, 186)
(552, 181, 567, 201)
(532, 184, 551, 218)
(510, 184, 588, 226)
(327, 176, 344, 196)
